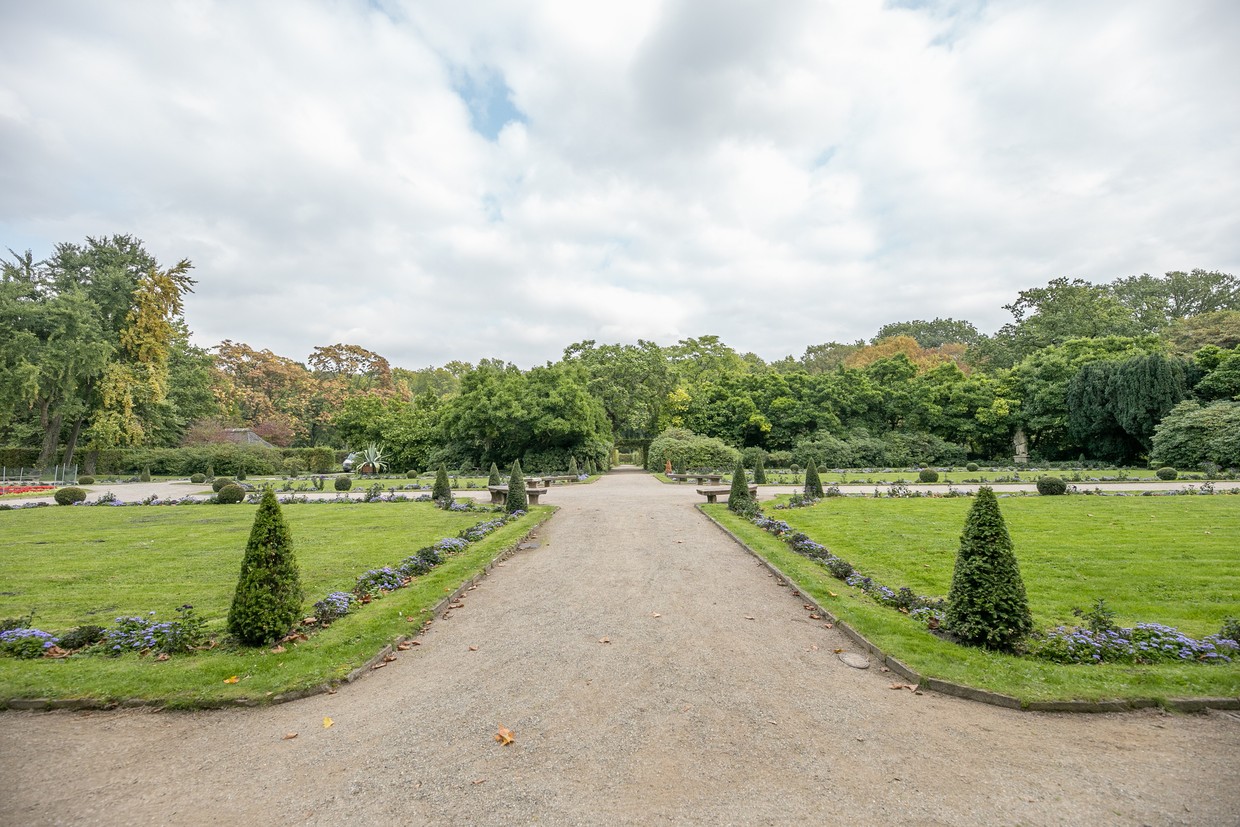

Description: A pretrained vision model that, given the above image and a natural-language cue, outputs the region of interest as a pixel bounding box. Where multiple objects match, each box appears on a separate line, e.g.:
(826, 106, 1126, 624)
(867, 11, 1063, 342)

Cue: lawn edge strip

(697, 505, 1240, 714)
(1, 508, 556, 713)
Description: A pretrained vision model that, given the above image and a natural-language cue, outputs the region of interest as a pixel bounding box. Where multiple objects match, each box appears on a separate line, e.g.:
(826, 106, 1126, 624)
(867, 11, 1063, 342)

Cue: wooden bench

(696, 485, 758, 504)
(669, 473, 723, 484)
(488, 485, 548, 505)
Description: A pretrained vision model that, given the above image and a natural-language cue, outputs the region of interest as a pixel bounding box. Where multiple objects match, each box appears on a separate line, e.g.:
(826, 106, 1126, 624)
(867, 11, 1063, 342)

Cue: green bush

(77, 475, 95, 485)
(212, 477, 234, 493)
(488, 463, 501, 487)
(206, 464, 215, 479)
(945, 486, 1033, 652)
(53, 486, 88, 506)
(645, 427, 739, 472)
(406, 469, 419, 479)
(803, 455, 824, 498)
(433, 465, 452, 501)
(918, 469, 939, 483)
(966, 462, 979, 472)
(568, 456, 579, 476)
(334, 475, 352, 492)
(189, 473, 206, 484)
(1035, 476, 1068, 495)
(236, 464, 247, 481)
(505, 459, 528, 513)
(217, 483, 246, 504)
(227, 488, 303, 645)
(139, 466, 151, 482)
(753, 453, 767, 484)
(282, 457, 304, 477)
(57, 624, 106, 651)
(727, 457, 752, 513)
(1155, 466, 1178, 480)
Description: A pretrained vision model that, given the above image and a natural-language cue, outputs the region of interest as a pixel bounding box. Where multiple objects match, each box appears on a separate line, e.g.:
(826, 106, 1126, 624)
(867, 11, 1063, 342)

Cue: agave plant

(357, 443, 387, 475)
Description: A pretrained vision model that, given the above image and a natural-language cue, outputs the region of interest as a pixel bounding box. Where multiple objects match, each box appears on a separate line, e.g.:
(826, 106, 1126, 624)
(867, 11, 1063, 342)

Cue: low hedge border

(698, 505, 1240, 714)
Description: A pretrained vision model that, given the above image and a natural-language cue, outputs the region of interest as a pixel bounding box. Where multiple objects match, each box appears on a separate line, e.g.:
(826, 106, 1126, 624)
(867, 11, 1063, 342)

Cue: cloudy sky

(3, 1, 1238, 369)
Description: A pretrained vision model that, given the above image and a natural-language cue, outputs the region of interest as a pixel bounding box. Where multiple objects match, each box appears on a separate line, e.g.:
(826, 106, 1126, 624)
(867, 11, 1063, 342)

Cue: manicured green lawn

(706, 497, 1240, 703)
(0, 503, 552, 706)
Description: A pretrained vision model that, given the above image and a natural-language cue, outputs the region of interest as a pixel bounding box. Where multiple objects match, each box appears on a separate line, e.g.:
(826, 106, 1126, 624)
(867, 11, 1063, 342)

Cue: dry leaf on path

(223, 675, 239, 684)
(651, 612, 661, 618)
(495, 725, 515, 745)
(282, 732, 298, 740)
(323, 717, 334, 728)
(383, 654, 397, 663)
(598, 637, 610, 644)
(889, 683, 917, 691)
(397, 642, 412, 651)
(744, 615, 755, 621)
(833, 648, 844, 653)
(808, 614, 820, 620)
(469, 645, 479, 651)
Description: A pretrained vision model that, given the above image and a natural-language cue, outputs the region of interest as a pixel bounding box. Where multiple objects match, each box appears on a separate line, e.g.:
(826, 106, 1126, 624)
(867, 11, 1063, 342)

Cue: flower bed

(0, 485, 55, 496)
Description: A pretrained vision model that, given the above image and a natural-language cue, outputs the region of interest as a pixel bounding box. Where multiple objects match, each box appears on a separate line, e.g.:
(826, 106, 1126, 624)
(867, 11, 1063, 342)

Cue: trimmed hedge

(53, 487, 88, 505)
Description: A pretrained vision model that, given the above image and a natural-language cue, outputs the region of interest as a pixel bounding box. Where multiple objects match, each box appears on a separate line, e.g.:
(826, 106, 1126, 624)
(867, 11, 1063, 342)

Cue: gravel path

(1, 470, 1238, 825)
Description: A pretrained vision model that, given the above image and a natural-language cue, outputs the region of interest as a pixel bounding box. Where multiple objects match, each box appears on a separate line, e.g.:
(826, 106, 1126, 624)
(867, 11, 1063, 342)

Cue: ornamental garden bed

(0, 502, 553, 707)
(705, 496, 1240, 704)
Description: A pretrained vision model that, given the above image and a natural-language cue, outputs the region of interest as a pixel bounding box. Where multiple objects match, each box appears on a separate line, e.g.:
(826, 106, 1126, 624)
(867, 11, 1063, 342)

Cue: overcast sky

(3, 1, 1238, 369)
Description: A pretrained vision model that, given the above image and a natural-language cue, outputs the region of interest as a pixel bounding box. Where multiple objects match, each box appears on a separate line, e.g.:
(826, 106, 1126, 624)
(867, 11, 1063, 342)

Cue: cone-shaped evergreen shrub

(488, 463, 502, 487)
(753, 454, 767, 484)
(433, 465, 452, 501)
(803, 456, 824, 498)
(945, 487, 1033, 651)
(728, 457, 752, 512)
(206, 464, 215, 479)
(505, 460, 528, 512)
(139, 466, 151, 482)
(568, 456, 579, 476)
(227, 488, 302, 645)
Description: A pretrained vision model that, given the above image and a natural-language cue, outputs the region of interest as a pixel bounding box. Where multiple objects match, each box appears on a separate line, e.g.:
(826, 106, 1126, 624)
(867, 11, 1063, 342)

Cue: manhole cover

(837, 652, 870, 669)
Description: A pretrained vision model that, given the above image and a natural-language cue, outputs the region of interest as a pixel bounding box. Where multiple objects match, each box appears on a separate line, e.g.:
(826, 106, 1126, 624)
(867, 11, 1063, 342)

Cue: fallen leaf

(808, 614, 820, 620)
(383, 654, 397, 663)
(410, 640, 421, 646)
(809, 644, 819, 651)
(270, 645, 286, 654)
(495, 725, 515, 745)
(744, 615, 755, 621)
(469, 645, 479, 651)
(406, 616, 417, 622)
(880, 667, 891, 673)
(397, 642, 412, 651)
(828, 591, 838, 598)
(224, 675, 240, 684)
(651, 612, 661, 618)
(803, 604, 814, 610)
(372, 662, 387, 670)
(155, 652, 170, 662)
(599, 636, 610, 644)
(282, 732, 298, 740)
(323, 717, 334, 728)
(889, 683, 917, 691)
(472, 779, 486, 785)
(833, 648, 844, 653)
(767, 719, 778, 725)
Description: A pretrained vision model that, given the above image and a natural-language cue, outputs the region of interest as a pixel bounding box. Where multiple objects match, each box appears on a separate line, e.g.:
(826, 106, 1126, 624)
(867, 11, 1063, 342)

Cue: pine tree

(728, 456, 752, 512)
(945, 486, 1034, 651)
(753, 453, 767, 484)
(227, 488, 302, 645)
(505, 460, 528, 513)
(432, 465, 452, 502)
(488, 462, 502, 487)
(803, 455, 824, 497)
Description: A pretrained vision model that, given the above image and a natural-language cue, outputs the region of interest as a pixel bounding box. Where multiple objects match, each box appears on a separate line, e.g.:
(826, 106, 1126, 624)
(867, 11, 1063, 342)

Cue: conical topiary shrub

(803, 455, 824, 498)
(568, 456, 579, 476)
(488, 462, 502, 487)
(505, 460, 528, 513)
(753, 454, 767, 484)
(945, 486, 1034, 651)
(728, 457, 752, 513)
(227, 488, 303, 645)
(433, 465, 452, 502)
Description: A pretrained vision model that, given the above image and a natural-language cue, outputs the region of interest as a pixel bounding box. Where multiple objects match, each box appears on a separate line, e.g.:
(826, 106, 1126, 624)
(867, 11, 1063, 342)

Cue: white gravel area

(1, 470, 1237, 826)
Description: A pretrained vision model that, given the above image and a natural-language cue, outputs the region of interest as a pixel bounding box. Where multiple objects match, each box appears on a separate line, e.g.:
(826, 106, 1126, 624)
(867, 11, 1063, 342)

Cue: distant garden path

(1, 471, 1237, 825)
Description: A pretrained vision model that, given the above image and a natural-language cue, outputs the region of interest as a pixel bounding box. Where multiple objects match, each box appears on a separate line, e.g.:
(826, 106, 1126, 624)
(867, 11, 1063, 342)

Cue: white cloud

(2, 0, 1238, 368)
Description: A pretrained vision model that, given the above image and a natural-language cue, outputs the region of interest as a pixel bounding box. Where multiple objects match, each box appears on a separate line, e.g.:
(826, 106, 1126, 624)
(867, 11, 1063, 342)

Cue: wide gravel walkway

(1, 471, 1237, 825)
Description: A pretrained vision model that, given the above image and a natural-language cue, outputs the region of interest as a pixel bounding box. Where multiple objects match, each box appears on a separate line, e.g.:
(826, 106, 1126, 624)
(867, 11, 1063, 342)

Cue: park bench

(488, 485, 548, 506)
(696, 485, 758, 504)
(669, 473, 723, 484)
(542, 475, 578, 484)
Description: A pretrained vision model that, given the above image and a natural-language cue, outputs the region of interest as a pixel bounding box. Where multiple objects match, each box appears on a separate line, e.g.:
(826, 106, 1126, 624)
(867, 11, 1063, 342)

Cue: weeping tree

(227, 488, 302, 645)
(944, 486, 1033, 651)
(505, 459, 528, 513)
(803, 455, 824, 498)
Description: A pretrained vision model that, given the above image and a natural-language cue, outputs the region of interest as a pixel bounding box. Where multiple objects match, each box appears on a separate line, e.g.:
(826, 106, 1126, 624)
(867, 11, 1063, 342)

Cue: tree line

(4, 235, 1239, 473)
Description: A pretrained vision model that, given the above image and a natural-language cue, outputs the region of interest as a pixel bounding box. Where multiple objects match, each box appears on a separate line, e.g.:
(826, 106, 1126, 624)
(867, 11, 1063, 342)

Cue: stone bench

(669, 473, 723, 484)
(488, 485, 548, 506)
(696, 485, 758, 504)
(542, 475, 578, 484)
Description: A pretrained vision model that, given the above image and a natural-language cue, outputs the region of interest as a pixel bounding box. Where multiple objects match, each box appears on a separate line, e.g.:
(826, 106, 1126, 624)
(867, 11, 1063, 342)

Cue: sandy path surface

(1, 471, 1238, 826)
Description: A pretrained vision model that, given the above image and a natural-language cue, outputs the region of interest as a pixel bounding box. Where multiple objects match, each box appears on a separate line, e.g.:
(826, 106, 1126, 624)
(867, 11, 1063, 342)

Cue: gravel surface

(1, 470, 1238, 826)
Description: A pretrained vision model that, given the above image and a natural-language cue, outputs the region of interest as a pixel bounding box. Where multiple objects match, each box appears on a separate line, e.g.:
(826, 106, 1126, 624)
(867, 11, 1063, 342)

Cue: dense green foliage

(645, 427, 738, 471)
(945, 488, 1034, 651)
(1149, 401, 1240, 468)
(1035, 477, 1067, 495)
(216, 483, 246, 503)
(226, 490, 303, 645)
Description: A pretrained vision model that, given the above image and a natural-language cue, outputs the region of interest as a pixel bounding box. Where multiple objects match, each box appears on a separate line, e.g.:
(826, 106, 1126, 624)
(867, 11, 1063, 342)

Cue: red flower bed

(0, 485, 56, 496)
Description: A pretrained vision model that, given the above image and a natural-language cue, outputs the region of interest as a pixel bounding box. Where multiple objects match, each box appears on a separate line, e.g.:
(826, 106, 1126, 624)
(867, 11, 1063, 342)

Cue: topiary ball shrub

(189, 473, 206, 484)
(227, 488, 302, 646)
(406, 469, 418, 479)
(945, 486, 1033, 652)
(212, 476, 234, 493)
(1155, 466, 1178, 481)
(334, 474, 352, 492)
(77, 475, 95, 485)
(217, 483, 246, 504)
(54, 487, 88, 506)
(919, 469, 939, 483)
(1036, 476, 1068, 495)
(966, 462, 979, 472)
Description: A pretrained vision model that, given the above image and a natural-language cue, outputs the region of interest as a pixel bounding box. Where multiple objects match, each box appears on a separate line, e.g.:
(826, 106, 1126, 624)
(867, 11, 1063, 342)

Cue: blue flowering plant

(354, 567, 407, 597)
(104, 605, 207, 656)
(1029, 623, 1238, 665)
(312, 591, 354, 624)
(0, 628, 60, 659)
